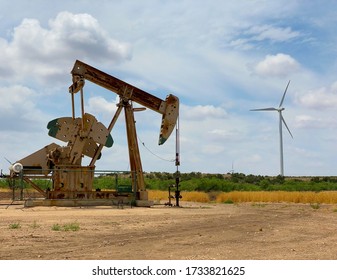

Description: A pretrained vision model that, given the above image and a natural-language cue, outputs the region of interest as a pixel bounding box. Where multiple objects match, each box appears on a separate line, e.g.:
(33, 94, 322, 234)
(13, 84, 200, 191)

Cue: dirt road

(0, 201, 336, 260)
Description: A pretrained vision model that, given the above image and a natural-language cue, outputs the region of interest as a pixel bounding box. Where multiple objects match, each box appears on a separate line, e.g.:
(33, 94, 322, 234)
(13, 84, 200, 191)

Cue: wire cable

(137, 135, 175, 163)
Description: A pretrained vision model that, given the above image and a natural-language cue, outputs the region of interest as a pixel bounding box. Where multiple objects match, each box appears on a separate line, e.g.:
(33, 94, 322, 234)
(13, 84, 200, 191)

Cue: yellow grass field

(149, 190, 210, 203)
(1, 188, 337, 204)
(149, 190, 337, 204)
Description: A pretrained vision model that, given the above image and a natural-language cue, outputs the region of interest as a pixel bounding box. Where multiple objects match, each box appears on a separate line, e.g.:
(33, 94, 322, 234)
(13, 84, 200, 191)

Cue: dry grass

(180, 191, 210, 203)
(148, 190, 210, 203)
(1, 188, 336, 204)
(149, 190, 337, 204)
(148, 190, 170, 201)
(216, 191, 337, 204)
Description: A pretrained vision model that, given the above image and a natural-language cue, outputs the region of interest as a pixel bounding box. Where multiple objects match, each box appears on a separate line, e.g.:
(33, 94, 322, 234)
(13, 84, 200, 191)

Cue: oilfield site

(4, 3, 337, 272)
(1, 172, 337, 260)
(1, 196, 337, 260)
(1, 59, 337, 261)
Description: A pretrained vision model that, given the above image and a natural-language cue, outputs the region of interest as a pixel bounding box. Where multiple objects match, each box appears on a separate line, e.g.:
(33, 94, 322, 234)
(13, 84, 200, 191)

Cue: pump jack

(9, 60, 179, 207)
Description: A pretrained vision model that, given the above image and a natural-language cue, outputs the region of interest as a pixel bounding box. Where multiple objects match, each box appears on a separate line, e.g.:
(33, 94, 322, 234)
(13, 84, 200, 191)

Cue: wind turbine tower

(251, 81, 293, 176)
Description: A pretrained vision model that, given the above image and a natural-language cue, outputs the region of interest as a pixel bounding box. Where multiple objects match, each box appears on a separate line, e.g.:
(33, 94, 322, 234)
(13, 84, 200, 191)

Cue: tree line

(1, 172, 337, 192)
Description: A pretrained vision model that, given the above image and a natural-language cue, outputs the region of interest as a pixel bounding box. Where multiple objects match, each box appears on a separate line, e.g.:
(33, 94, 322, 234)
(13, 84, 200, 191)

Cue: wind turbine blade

(279, 80, 291, 108)
(250, 107, 278, 111)
(281, 114, 293, 138)
(4, 157, 13, 165)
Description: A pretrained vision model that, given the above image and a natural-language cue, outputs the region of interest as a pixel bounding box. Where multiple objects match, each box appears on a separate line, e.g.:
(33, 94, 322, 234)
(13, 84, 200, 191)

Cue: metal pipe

(80, 87, 85, 129)
(89, 104, 123, 167)
(71, 93, 75, 119)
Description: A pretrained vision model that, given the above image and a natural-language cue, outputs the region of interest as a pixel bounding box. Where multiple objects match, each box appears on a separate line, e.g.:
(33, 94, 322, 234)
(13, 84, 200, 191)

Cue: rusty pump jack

(68, 60, 179, 201)
(9, 60, 179, 207)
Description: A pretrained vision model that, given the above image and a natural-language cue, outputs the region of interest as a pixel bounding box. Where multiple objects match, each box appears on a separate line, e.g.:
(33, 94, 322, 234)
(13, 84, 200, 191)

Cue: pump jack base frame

(24, 198, 153, 207)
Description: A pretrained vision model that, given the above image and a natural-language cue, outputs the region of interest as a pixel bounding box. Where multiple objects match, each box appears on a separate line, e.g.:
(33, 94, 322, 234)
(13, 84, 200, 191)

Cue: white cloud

(294, 115, 324, 129)
(0, 85, 48, 132)
(0, 11, 131, 85)
(230, 25, 301, 50)
(208, 129, 241, 142)
(87, 96, 118, 118)
(0, 85, 54, 168)
(253, 53, 300, 78)
(245, 25, 300, 42)
(294, 114, 337, 129)
(201, 144, 225, 155)
(182, 104, 227, 121)
(296, 82, 337, 110)
(294, 115, 316, 128)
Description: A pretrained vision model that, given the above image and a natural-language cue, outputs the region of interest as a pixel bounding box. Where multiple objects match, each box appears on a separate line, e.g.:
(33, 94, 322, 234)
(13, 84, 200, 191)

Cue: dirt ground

(0, 200, 336, 260)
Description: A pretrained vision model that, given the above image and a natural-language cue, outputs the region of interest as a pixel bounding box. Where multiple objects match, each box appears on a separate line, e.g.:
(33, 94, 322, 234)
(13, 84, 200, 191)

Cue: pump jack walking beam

(69, 60, 179, 144)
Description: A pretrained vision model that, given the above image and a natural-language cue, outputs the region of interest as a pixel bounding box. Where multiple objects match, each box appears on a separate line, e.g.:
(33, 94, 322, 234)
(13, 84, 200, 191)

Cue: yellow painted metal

(47, 113, 113, 164)
(124, 102, 146, 194)
(51, 165, 94, 198)
(159, 94, 179, 145)
(12, 143, 60, 176)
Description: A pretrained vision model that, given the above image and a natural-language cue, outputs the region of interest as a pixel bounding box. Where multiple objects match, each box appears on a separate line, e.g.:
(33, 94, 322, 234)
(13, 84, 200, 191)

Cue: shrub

(9, 222, 21, 229)
(51, 222, 80, 231)
(310, 203, 320, 210)
(63, 222, 80, 231)
(223, 199, 234, 204)
(51, 224, 62, 231)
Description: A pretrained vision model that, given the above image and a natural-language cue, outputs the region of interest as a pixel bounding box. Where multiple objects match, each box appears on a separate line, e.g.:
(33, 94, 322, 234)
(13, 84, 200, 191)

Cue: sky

(1, 0, 337, 176)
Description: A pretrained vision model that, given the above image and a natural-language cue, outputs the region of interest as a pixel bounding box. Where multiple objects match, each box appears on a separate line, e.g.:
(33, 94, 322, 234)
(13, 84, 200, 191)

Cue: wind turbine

(251, 80, 293, 176)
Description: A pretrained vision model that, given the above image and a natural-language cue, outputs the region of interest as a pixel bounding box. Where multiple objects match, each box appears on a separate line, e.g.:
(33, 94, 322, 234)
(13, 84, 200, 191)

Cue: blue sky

(1, 0, 337, 176)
